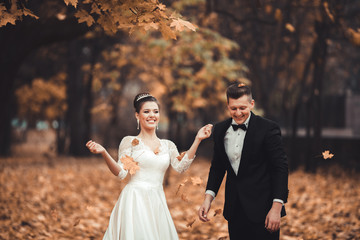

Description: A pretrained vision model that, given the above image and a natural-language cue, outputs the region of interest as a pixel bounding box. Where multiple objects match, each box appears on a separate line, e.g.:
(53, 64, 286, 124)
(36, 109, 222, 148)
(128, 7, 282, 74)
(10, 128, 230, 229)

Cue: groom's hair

(226, 82, 253, 103)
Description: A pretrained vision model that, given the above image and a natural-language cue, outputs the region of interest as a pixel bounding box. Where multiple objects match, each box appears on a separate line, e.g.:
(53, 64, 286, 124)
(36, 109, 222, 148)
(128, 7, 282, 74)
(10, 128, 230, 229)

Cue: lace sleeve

(117, 136, 132, 179)
(167, 140, 195, 173)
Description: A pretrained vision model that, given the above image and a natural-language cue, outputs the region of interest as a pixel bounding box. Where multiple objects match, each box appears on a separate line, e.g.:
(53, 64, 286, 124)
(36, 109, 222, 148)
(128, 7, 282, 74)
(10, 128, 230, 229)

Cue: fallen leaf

(73, 217, 80, 227)
(120, 155, 140, 175)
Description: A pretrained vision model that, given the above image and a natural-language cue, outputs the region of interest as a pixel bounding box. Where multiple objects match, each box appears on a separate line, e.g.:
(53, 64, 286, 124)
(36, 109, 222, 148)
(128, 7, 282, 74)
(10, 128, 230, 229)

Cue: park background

(1, 0, 359, 239)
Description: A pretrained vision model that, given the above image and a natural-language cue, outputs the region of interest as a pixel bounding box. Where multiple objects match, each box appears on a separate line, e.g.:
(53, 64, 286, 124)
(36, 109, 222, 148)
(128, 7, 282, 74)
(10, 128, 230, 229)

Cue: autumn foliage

(0, 0, 196, 39)
(1, 156, 359, 240)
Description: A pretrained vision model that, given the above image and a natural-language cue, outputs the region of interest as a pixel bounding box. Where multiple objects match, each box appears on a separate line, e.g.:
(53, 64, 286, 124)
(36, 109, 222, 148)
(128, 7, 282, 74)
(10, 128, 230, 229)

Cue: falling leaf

(190, 177, 203, 186)
(322, 150, 334, 159)
(186, 218, 196, 228)
(285, 23, 295, 32)
(176, 178, 189, 195)
(131, 138, 139, 146)
(73, 217, 80, 227)
(214, 209, 222, 217)
(176, 152, 186, 161)
(120, 155, 140, 175)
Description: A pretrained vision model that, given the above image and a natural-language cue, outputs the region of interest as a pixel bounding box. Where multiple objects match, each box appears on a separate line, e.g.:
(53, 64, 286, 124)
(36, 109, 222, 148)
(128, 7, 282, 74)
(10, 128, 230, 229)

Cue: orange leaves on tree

(322, 150, 334, 159)
(170, 18, 197, 32)
(74, 9, 95, 27)
(64, 0, 78, 8)
(120, 155, 140, 175)
(323, 2, 335, 22)
(347, 28, 360, 46)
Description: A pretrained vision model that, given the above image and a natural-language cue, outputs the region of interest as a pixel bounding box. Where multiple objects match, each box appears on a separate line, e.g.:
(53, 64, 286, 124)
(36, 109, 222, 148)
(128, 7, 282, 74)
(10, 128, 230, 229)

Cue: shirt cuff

(273, 198, 284, 205)
(205, 190, 216, 199)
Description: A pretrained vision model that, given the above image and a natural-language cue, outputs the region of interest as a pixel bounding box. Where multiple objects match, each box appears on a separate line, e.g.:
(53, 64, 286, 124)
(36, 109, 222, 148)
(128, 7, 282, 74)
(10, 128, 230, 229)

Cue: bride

(86, 93, 212, 240)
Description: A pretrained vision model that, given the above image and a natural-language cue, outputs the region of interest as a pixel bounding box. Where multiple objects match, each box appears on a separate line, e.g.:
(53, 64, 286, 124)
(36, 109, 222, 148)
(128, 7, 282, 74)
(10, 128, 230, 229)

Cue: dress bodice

(116, 136, 194, 186)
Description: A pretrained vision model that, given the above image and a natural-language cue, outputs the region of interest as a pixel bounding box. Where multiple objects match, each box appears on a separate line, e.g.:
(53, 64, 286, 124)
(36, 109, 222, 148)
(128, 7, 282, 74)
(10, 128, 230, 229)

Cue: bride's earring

(137, 119, 139, 130)
(157, 124, 159, 130)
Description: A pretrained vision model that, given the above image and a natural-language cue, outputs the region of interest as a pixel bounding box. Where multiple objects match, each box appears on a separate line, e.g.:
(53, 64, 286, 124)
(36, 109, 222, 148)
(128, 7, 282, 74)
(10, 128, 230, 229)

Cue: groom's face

(227, 95, 254, 125)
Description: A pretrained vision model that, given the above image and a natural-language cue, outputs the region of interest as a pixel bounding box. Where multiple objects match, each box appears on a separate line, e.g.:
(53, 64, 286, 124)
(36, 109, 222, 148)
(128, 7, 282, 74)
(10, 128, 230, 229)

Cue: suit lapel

(217, 118, 237, 175)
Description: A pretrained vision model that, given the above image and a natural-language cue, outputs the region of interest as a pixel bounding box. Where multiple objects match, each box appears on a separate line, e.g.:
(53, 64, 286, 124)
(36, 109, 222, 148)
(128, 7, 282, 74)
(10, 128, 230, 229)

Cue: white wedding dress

(103, 136, 194, 240)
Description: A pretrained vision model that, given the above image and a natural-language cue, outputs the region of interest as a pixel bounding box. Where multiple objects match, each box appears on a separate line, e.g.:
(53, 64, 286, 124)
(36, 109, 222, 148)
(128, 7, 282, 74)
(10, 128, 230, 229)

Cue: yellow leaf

(120, 155, 140, 175)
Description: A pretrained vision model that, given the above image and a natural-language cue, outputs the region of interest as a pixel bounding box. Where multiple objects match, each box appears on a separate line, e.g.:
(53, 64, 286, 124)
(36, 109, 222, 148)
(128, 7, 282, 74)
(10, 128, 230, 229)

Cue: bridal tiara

(136, 93, 153, 102)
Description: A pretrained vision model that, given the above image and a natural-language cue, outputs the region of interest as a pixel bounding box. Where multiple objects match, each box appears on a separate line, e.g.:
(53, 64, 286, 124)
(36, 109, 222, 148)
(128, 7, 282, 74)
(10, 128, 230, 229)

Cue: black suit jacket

(206, 112, 289, 223)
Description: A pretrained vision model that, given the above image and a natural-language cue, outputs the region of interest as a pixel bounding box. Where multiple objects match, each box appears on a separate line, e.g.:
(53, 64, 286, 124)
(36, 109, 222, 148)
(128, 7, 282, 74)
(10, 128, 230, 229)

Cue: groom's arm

(265, 122, 289, 203)
(205, 125, 226, 197)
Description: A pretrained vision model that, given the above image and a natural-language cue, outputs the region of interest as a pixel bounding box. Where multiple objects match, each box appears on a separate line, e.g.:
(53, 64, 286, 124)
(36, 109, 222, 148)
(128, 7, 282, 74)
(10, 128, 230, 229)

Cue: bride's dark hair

(133, 93, 160, 113)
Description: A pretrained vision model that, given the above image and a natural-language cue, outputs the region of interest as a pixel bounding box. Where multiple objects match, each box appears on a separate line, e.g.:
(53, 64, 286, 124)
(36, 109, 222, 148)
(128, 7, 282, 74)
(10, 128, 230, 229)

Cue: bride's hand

(86, 140, 106, 154)
(196, 124, 213, 141)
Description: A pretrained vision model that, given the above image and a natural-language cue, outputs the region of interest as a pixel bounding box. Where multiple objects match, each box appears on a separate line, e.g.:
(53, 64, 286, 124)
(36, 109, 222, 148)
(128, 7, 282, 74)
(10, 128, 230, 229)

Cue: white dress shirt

(206, 115, 284, 205)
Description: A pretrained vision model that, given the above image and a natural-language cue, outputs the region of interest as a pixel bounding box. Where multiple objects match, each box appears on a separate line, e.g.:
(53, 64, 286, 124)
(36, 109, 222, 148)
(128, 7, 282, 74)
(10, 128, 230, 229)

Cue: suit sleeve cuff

(273, 198, 284, 205)
(205, 190, 216, 199)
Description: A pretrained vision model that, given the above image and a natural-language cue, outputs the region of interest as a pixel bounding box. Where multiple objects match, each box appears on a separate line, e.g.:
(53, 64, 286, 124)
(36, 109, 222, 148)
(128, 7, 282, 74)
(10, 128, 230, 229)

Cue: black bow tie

(232, 124, 247, 131)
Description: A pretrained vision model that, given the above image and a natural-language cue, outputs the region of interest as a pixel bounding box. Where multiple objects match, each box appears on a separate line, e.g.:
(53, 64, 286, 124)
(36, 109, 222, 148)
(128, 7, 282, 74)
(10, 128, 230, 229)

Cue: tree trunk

(0, 18, 89, 156)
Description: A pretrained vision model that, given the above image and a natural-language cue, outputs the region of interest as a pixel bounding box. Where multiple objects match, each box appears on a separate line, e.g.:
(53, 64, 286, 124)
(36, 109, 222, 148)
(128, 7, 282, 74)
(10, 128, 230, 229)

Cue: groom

(198, 82, 288, 239)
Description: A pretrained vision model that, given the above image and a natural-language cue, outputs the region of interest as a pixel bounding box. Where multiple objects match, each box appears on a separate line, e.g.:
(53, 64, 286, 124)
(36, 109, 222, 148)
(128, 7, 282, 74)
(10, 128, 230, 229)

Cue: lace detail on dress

(116, 136, 133, 179)
(166, 140, 195, 173)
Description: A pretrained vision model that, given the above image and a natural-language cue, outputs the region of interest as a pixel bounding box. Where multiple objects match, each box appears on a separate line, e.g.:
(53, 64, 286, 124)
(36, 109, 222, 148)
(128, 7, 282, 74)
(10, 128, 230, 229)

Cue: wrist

(271, 201, 283, 211)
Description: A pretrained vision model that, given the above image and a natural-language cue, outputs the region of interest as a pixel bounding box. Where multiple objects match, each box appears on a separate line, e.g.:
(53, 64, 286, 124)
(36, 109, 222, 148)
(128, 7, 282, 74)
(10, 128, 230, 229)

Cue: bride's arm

(186, 124, 213, 159)
(169, 124, 212, 173)
(86, 140, 121, 176)
(86, 138, 129, 179)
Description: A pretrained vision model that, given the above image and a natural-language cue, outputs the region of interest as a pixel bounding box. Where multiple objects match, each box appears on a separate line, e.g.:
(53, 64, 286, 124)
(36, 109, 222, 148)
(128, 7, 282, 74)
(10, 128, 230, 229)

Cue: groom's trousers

(227, 201, 279, 240)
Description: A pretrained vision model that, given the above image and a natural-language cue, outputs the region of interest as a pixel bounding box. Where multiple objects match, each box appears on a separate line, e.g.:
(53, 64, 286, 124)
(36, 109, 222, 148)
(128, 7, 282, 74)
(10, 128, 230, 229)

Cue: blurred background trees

(1, 0, 359, 172)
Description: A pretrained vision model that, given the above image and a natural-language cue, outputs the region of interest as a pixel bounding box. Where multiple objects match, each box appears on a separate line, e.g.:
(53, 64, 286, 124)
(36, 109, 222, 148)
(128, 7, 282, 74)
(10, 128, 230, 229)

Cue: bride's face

(136, 101, 160, 130)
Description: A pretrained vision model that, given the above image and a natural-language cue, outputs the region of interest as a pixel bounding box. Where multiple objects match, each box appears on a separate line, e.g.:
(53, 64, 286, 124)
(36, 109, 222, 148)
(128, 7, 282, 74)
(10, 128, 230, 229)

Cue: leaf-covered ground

(1, 156, 359, 240)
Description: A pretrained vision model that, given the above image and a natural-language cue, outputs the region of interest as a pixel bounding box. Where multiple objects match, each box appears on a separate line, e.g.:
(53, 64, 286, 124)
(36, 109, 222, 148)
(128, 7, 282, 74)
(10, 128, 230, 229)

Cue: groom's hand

(198, 194, 213, 222)
(265, 202, 282, 232)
